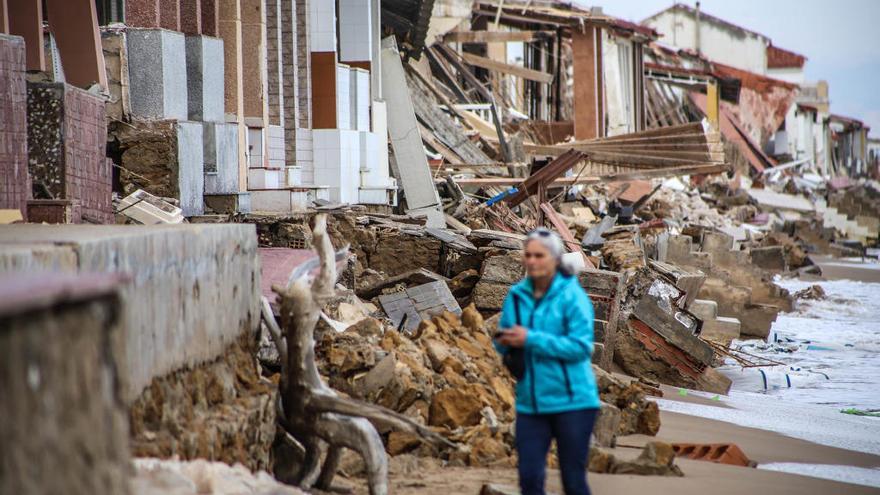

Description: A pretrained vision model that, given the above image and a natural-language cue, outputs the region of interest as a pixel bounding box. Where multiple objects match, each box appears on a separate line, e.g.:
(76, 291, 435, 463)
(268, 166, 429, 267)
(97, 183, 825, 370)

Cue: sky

(578, 0, 880, 134)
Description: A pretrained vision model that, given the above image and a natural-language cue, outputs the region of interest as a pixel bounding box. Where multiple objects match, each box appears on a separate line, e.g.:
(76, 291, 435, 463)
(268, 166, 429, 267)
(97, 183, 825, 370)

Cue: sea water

(722, 277, 880, 410)
(655, 274, 880, 487)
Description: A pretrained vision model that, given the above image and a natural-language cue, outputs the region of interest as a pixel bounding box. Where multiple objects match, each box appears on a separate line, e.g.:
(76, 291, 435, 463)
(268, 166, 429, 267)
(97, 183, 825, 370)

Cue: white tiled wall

(295, 128, 314, 184)
(353, 68, 370, 131)
(338, 0, 372, 62)
(248, 168, 283, 189)
(267, 125, 286, 169)
(313, 129, 361, 204)
(309, 0, 336, 53)
(336, 65, 351, 130)
(247, 127, 264, 168)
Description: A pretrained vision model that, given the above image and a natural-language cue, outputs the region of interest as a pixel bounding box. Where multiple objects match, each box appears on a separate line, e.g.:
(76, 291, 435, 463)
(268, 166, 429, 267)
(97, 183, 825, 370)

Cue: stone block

(689, 299, 718, 321)
(185, 35, 225, 122)
(204, 192, 251, 214)
(203, 122, 239, 194)
(176, 121, 205, 216)
(701, 316, 741, 347)
(127, 28, 188, 120)
(480, 251, 525, 284)
(738, 304, 778, 340)
(750, 246, 786, 272)
(701, 231, 734, 254)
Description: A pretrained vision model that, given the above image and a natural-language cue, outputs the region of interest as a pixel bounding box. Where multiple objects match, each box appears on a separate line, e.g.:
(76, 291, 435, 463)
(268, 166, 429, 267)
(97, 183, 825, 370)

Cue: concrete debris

(589, 442, 684, 476)
(314, 304, 660, 467)
(378, 280, 462, 333)
(793, 284, 826, 300)
(132, 458, 306, 495)
(117, 189, 185, 224)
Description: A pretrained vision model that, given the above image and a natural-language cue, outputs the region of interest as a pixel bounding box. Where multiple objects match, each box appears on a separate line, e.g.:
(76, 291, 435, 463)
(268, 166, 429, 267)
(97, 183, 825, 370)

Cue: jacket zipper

(559, 312, 574, 401)
(529, 297, 544, 413)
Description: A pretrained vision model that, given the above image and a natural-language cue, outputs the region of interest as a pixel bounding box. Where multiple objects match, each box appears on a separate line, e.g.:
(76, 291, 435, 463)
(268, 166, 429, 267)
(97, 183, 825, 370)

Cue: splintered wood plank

(444, 30, 553, 43)
(459, 52, 554, 84)
(540, 202, 595, 269)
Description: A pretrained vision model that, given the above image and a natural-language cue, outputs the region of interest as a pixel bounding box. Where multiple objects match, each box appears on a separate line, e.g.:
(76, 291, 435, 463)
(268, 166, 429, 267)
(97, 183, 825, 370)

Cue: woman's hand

(496, 325, 528, 348)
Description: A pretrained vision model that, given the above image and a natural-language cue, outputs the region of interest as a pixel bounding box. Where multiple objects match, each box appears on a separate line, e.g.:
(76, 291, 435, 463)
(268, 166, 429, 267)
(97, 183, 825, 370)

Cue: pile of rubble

(311, 305, 660, 468)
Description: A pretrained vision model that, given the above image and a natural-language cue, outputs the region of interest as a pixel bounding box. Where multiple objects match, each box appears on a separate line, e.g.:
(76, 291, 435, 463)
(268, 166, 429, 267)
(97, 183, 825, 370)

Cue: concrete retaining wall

(0, 224, 261, 402)
(0, 273, 131, 495)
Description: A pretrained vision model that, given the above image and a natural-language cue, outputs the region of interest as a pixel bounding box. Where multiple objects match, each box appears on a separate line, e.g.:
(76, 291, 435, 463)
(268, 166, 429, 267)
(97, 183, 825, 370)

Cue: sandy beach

(334, 398, 880, 494)
(336, 266, 880, 495)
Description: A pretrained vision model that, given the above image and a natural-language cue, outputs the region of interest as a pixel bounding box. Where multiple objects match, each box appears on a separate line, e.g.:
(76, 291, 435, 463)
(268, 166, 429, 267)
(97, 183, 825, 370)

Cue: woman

(494, 228, 599, 495)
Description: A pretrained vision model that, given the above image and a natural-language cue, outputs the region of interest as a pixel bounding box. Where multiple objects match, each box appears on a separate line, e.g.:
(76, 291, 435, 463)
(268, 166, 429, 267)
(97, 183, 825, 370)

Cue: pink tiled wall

(0, 35, 31, 218)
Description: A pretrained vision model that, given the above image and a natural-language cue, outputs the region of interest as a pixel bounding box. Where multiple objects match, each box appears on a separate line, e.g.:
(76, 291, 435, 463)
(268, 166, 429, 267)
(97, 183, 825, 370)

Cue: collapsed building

(1, 1, 879, 494)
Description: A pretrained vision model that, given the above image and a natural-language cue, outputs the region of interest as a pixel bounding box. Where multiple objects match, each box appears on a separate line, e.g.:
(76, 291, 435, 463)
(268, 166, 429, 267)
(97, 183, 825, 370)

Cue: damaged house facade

(643, 3, 874, 179)
(104, 0, 396, 213)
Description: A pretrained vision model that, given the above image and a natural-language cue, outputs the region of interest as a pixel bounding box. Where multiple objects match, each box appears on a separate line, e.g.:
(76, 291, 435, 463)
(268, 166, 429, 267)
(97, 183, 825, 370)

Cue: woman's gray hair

(524, 227, 581, 276)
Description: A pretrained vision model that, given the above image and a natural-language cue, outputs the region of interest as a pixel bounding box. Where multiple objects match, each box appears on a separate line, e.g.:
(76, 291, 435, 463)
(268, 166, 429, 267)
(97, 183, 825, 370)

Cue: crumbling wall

(110, 119, 205, 216)
(245, 212, 446, 278)
(130, 334, 276, 472)
(0, 224, 261, 403)
(0, 274, 130, 495)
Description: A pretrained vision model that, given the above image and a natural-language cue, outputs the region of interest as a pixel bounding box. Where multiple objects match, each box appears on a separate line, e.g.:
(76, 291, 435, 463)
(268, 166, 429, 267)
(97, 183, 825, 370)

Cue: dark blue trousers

(515, 408, 598, 495)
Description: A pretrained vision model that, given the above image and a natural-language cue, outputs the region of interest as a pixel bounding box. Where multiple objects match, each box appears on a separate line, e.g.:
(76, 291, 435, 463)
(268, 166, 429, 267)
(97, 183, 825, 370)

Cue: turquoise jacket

(495, 272, 600, 414)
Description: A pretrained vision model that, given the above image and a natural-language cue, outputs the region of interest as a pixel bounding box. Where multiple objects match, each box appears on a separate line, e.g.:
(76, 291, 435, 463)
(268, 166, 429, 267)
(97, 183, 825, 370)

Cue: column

(160, 0, 181, 31)
(1, 0, 10, 34)
(201, 0, 218, 36)
(218, 0, 246, 189)
(7, 0, 44, 71)
(124, 0, 160, 28)
(572, 25, 604, 140)
(180, 0, 202, 35)
(281, 0, 299, 161)
(45, 0, 108, 90)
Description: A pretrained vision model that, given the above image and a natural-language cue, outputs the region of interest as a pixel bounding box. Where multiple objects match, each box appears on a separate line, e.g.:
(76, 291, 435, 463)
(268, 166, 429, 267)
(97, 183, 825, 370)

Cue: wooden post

(706, 79, 719, 128)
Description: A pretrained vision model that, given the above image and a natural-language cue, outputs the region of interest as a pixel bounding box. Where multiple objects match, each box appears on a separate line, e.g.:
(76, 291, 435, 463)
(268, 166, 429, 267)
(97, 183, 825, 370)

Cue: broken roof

(474, 1, 658, 40)
(767, 44, 807, 69)
(689, 92, 774, 173)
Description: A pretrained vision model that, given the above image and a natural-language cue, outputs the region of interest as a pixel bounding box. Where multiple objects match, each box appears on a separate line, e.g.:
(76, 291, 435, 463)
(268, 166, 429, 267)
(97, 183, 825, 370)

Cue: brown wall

(7, 0, 44, 71)
(311, 52, 337, 129)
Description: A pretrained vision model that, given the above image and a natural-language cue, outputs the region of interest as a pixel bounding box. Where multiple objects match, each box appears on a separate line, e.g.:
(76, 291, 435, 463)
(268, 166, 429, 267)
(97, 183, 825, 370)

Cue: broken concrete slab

(117, 189, 185, 224)
(357, 267, 449, 300)
(701, 316, 740, 348)
(378, 280, 461, 332)
(631, 294, 714, 368)
(380, 36, 443, 227)
(750, 245, 786, 272)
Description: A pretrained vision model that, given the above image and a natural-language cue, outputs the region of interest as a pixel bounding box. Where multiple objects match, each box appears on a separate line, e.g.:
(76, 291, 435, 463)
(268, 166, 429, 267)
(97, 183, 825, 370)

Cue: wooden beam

(444, 30, 553, 43)
(459, 51, 554, 84)
(447, 163, 730, 186)
(540, 202, 595, 269)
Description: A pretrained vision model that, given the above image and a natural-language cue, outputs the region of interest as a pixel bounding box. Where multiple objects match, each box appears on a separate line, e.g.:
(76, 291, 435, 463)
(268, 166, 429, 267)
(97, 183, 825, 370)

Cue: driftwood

(268, 214, 451, 494)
